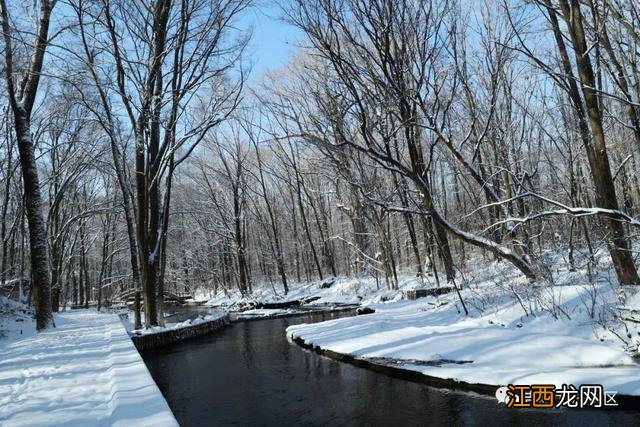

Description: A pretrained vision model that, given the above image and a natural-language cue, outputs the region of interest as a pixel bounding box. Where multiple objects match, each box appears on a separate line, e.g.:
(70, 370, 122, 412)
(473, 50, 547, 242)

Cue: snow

(0, 302, 178, 426)
(199, 275, 410, 308)
(286, 256, 640, 396)
(129, 312, 227, 336)
(0, 296, 34, 342)
(234, 308, 301, 320)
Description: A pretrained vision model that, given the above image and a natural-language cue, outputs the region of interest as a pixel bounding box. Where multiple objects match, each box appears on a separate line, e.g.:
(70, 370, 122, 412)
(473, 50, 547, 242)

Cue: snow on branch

(475, 192, 640, 233)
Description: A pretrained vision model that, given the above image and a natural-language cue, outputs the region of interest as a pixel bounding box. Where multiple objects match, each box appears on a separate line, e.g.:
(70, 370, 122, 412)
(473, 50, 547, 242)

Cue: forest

(2, 0, 640, 332)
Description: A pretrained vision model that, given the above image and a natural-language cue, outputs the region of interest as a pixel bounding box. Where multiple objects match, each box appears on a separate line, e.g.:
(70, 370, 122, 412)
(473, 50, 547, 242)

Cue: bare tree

(509, 0, 640, 284)
(0, 0, 57, 328)
(75, 0, 249, 326)
(282, 0, 537, 280)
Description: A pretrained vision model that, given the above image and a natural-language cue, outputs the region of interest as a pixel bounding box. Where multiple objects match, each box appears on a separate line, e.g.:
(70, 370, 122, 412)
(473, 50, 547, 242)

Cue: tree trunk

(554, 0, 639, 284)
(14, 114, 53, 328)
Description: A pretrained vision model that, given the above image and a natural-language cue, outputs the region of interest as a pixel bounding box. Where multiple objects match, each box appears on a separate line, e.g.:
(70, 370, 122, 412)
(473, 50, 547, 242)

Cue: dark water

(141, 311, 640, 426)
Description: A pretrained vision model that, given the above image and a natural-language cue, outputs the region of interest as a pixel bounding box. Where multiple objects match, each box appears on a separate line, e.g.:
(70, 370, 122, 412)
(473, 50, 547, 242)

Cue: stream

(141, 310, 640, 426)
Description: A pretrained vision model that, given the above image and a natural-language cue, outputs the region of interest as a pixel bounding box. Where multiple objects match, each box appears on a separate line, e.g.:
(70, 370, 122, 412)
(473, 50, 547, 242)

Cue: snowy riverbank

(128, 311, 228, 336)
(0, 301, 177, 426)
(285, 260, 640, 397)
(199, 275, 407, 309)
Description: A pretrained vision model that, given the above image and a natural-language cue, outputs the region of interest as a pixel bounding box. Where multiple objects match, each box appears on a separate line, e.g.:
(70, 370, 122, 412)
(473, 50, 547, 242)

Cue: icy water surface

(141, 310, 640, 426)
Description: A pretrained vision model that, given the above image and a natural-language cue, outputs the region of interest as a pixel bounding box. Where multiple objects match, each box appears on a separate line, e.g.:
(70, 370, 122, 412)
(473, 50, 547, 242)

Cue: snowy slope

(199, 275, 419, 308)
(0, 307, 178, 426)
(288, 296, 640, 395)
(286, 258, 640, 396)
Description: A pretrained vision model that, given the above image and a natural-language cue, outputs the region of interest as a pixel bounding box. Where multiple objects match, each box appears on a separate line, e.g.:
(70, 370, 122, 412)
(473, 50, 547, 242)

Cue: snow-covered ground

(0, 299, 177, 426)
(284, 255, 640, 396)
(128, 312, 227, 336)
(198, 275, 408, 308)
(234, 308, 303, 320)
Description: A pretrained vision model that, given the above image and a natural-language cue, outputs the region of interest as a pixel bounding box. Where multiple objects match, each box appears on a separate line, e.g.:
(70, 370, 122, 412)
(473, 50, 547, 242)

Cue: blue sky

(240, 1, 303, 79)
